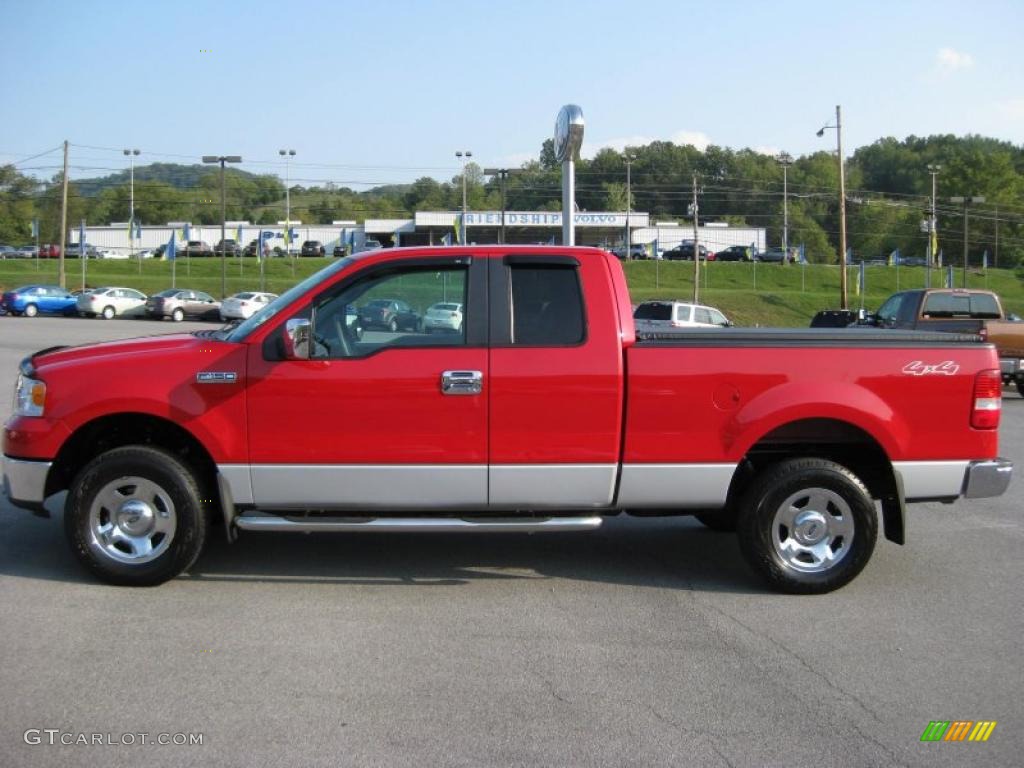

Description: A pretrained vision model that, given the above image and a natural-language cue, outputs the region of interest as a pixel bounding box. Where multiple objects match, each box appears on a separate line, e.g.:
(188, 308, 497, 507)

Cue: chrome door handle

(441, 370, 483, 395)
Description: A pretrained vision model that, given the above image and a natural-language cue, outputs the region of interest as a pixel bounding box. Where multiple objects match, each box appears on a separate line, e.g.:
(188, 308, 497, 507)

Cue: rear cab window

(509, 264, 585, 345)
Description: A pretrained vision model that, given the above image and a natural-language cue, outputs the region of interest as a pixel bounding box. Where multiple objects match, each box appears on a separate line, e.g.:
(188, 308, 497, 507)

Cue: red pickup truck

(2, 246, 1013, 593)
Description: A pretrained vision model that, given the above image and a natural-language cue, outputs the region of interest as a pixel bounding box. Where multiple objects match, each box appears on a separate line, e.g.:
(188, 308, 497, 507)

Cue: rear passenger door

(487, 255, 625, 509)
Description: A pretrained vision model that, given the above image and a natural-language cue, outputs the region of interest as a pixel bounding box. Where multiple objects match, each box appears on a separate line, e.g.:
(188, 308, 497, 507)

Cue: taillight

(971, 369, 1002, 429)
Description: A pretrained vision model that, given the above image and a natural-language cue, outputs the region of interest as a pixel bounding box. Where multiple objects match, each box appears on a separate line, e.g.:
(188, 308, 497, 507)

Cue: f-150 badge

(196, 372, 238, 383)
(902, 361, 959, 376)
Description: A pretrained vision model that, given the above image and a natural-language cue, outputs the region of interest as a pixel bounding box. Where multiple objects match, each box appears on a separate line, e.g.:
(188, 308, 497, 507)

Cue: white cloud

(668, 130, 712, 151)
(495, 151, 538, 168)
(936, 47, 974, 74)
(752, 145, 782, 157)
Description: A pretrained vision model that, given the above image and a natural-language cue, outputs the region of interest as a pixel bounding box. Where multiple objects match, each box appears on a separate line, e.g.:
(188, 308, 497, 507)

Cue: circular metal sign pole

(554, 105, 584, 246)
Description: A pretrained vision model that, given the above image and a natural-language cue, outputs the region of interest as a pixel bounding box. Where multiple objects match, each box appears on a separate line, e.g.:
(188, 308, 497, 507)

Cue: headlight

(14, 374, 46, 417)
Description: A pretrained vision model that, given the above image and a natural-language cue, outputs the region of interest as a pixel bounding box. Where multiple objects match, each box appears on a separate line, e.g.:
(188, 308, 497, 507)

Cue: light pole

(483, 168, 522, 244)
(123, 148, 140, 260)
(817, 105, 848, 309)
(279, 149, 295, 259)
(202, 155, 242, 299)
(926, 164, 941, 287)
(456, 150, 472, 244)
(950, 195, 985, 287)
(624, 154, 636, 258)
(777, 152, 793, 257)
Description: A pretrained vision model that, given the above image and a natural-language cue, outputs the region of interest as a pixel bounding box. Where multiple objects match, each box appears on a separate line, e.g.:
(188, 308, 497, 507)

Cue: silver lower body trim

(248, 464, 487, 509)
(617, 463, 737, 508)
(892, 461, 971, 500)
(2, 455, 51, 505)
(489, 464, 617, 508)
(235, 514, 603, 533)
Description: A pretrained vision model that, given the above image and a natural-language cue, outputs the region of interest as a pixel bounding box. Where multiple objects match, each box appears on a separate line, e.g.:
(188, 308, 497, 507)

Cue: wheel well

(728, 418, 901, 533)
(46, 413, 219, 508)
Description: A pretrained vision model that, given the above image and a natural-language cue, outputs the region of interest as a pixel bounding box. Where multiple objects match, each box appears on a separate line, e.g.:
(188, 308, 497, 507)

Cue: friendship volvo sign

(460, 212, 646, 228)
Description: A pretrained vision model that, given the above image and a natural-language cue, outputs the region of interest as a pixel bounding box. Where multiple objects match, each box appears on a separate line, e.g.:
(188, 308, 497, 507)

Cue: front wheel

(737, 458, 877, 594)
(102, 305, 115, 320)
(1015, 375, 1023, 397)
(171, 308, 184, 322)
(388, 318, 398, 333)
(64, 445, 208, 586)
(24, 303, 38, 317)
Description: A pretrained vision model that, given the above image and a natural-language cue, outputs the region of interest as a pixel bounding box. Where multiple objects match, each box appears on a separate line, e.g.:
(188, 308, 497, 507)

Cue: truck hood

(30, 333, 228, 373)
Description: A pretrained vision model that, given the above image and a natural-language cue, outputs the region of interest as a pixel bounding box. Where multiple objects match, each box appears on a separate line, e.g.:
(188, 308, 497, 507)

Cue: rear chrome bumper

(1, 455, 52, 511)
(963, 458, 1014, 499)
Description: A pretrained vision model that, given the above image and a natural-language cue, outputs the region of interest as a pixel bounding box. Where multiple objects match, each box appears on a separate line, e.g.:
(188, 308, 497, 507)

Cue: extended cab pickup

(2, 247, 1013, 592)
(861, 288, 1024, 395)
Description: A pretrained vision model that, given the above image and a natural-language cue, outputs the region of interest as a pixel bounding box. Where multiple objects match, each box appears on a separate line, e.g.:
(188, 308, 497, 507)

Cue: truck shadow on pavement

(0, 505, 762, 594)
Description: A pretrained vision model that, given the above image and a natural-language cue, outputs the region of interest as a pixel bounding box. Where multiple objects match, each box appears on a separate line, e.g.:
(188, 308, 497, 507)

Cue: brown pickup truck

(861, 288, 1024, 395)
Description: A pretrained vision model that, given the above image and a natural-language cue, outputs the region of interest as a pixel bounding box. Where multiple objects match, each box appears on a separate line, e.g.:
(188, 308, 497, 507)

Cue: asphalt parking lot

(0, 316, 1021, 767)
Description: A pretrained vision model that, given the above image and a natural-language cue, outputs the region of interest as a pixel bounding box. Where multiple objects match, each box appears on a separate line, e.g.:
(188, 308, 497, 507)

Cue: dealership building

(75, 211, 766, 255)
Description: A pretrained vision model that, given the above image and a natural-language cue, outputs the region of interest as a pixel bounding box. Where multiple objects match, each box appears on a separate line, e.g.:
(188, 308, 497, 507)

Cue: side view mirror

(283, 318, 311, 360)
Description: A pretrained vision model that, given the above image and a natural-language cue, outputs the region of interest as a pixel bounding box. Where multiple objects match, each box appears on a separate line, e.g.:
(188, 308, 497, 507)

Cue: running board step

(234, 515, 604, 534)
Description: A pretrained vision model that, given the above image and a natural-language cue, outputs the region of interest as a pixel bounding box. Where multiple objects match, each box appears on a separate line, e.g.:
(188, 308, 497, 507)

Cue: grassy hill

(2, 256, 1022, 326)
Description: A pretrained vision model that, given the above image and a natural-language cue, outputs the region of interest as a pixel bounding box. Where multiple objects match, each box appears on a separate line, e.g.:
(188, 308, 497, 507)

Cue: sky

(2, 0, 1022, 190)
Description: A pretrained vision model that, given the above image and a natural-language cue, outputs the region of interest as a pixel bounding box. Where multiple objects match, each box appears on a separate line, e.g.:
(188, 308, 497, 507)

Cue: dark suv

(663, 243, 711, 261)
(213, 239, 241, 257)
(358, 299, 420, 332)
(301, 240, 325, 257)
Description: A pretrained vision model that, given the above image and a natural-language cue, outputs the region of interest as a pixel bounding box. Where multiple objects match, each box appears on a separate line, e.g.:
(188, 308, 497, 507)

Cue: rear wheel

(172, 308, 184, 322)
(1015, 375, 1023, 397)
(102, 305, 115, 320)
(64, 446, 207, 586)
(737, 458, 877, 594)
(24, 303, 38, 317)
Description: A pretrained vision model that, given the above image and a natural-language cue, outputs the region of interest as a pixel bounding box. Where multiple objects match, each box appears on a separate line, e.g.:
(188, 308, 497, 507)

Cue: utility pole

(951, 195, 985, 287)
(59, 140, 68, 290)
(483, 168, 521, 244)
(279, 149, 296, 270)
(625, 154, 635, 258)
(778, 152, 793, 257)
(994, 205, 999, 267)
(691, 173, 700, 303)
(817, 106, 847, 308)
(926, 164, 941, 288)
(456, 150, 472, 244)
(202, 155, 242, 298)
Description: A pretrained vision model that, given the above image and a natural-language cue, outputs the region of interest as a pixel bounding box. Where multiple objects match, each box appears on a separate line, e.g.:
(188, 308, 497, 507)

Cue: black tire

(737, 458, 877, 594)
(172, 308, 184, 322)
(1016, 376, 1023, 397)
(102, 305, 115, 320)
(64, 446, 208, 586)
(388, 317, 398, 332)
(24, 303, 38, 317)
(695, 508, 738, 532)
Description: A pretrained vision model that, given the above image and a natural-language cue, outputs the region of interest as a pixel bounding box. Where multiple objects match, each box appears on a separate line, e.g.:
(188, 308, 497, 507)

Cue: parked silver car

(77, 286, 148, 319)
(145, 289, 221, 322)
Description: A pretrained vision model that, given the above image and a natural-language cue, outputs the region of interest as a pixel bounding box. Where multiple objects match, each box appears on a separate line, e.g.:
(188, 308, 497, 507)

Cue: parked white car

(633, 300, 732, 333)
(220, 291, 278, 321)
(77, 286, 148, 319)
(423, 302, 463, 333)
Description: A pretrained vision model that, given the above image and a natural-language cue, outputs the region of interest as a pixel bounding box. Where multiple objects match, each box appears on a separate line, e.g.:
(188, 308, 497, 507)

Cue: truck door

(245, 256, 489, 509)
(487, 255, 625, 509)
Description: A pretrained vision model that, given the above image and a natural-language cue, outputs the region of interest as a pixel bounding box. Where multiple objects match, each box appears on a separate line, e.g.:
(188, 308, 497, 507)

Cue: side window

(509, 264, 585, 346)
(197, 292, 214, 303)
(312, 265, 468, 359)
(709, 309, 728, 326)
(694, 308, 712, 325)
(876, 293, 904, 323)
(675, 305, 692, 323)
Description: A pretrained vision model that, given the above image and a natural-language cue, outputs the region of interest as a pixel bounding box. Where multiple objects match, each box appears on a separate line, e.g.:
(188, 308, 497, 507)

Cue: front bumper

(2, 454, 52, 512)
(963, 458, 1014, 499)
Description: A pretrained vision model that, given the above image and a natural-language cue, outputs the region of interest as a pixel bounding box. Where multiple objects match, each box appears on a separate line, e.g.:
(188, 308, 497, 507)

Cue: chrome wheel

(88, 476, 177, 564)
(770, 487, 854, 573)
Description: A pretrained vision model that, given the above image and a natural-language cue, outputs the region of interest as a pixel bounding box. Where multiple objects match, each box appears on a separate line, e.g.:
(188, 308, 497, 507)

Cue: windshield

(224, 257, 355, 342)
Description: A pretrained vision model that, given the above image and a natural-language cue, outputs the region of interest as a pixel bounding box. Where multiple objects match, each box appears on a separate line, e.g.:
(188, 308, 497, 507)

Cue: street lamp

(624, 153, 636, 258)
(279, 149, 296, 255)
(950, 195, 985, 287)
(817, 105, 848, 309)
(777, 152, 793, 257)
(455, 150, 472, 244)
(202, 155, 242, 298)
(483, 168, 522, 244)
(123, 148, 140, 261)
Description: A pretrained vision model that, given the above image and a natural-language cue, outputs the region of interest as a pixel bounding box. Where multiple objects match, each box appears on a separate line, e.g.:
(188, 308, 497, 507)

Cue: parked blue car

(1, 284, 78, 317)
